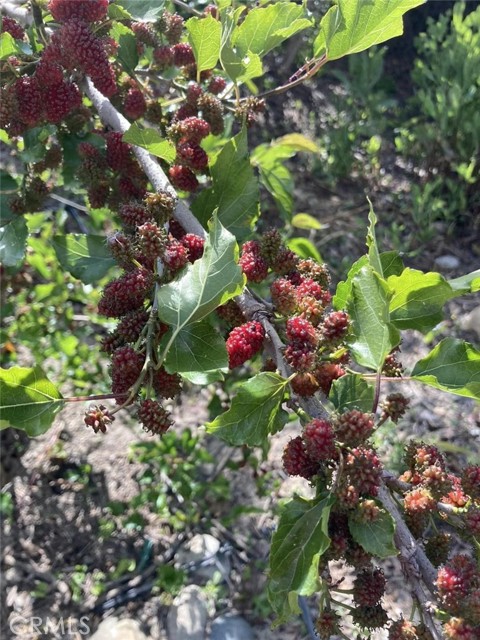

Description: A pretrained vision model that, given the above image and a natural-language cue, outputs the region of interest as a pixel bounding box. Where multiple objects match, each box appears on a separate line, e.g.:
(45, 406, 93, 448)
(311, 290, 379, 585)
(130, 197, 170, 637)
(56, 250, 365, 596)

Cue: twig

(378, 486, 443, 640)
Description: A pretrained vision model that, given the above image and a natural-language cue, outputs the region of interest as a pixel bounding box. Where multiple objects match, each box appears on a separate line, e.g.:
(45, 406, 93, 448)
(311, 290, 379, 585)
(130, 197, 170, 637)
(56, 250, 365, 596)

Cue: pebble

(458, 306, 480, 339)
(89, 617, 149, 640)
(166, 585, 208, 640)
(176, 534, 230, 580)
(210, 614, 254, 640)
(434, 255, 460, 270)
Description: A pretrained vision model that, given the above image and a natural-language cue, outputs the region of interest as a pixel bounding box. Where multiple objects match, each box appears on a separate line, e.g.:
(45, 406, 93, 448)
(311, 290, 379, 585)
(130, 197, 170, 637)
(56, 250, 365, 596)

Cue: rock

(434, 255, 460, 270)
(176, 534, 230, 580)
(167, 585, 208, 640)
(210, 615, 254, 640)
(89, 617, 148, 640)
(458, 306, 480, 339)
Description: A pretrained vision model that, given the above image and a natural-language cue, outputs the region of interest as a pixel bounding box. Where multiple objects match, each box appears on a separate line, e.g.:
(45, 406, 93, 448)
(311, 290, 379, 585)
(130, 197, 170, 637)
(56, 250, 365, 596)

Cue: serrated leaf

(411, 338, 480, 400)
(334, 252, 404, 310)
(286, 237, 322, 262)
(123, 124, 176, 163)
(333, 255, 369, 310)
(0, 366, 64, 436)
(329, 374, 374, 413)
(110, 23, 138, 75)
(449, 269, 480, 294)
(162, 319, 227, 384)
(349, 507, 397, 558)
(388, 268, 455, 333)
(192, 129, 259, 241)
(366, 199, 383, 276)
(291, 214, 322, 230)
(268, 495, 333, 621)
(0, 217, 28, 266)
(206, 372, 289, 447)
(233, 3, 312, 58)
(115, 0, 165, 21)
(314, 0, 425, 60)
(347, 266, 400, 370)
(186, 15, 222, 76)
(52, 234, 116, 284)
(157, 215, 244, 348)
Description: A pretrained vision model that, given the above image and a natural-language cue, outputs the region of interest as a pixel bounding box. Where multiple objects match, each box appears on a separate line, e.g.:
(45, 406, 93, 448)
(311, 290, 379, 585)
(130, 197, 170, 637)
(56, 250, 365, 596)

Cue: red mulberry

(282, 436, 318, 479)
(137, 399, 172, 435)
(226, 321, 265, 368)
(303, 419, 336, 462)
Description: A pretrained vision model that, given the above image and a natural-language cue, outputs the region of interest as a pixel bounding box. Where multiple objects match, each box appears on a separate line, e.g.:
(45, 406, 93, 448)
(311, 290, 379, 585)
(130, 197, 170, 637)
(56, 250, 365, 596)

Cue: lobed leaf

(411, 338, 480, 400)
(206, 372, 289, 447)
(0, 366, 64, 436)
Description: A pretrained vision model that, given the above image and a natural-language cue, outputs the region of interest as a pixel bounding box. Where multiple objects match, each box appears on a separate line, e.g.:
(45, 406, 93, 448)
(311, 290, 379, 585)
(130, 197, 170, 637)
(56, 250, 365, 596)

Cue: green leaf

(115, 0, 165, 21)
(291, 213, 322, 230)
(388, 268, 454, 333)
(333, 255, 368, 310)
(0, 172, 18, 225)
(108, 4, 132, 20)
(0, 217, 28, 266)
(52, 234, 116, 284)
(252, 135, 318, 218)
(347, 266, 400, 370)
(380, 251, 404, 278)
(157, 215, 244, 343)
(206, 372, 289, 447)
(334, 252, 404, 310)
(233, 3, 312, 58)
(0, 31, 31, 59)
(411, 338, 480, 400)
(123, 124, 176, 163)
(186, 15, 222, 76)
(286, 237, 322, 262)
(449, 269, 480, 294)
(349, 507, 397, 558)
(329, 374, 374, 413)
(314, 0, 425, 60)
(110, 23, 138, 75)
(192, 129, 259, 241)
(0, 366, 64, 436)
(268, 495, 333, 621)
(162, 319, 227, 384)
(366, 199, 383, 276)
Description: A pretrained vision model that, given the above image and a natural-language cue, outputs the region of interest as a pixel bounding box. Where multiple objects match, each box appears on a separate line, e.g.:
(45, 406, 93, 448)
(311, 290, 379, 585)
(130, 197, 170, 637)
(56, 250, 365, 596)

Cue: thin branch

(377, 486, 443, 640)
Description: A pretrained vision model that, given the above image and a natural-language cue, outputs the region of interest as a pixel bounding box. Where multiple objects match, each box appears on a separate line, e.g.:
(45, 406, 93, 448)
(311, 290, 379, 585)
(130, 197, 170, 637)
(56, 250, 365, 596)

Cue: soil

(2, 5, 480, 636)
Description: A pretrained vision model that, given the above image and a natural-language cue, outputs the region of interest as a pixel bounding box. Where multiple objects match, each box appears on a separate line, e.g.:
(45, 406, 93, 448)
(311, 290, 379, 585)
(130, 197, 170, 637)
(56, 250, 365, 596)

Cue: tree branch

(82, 76, 332, 421)
(377, 486, 443, 640)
